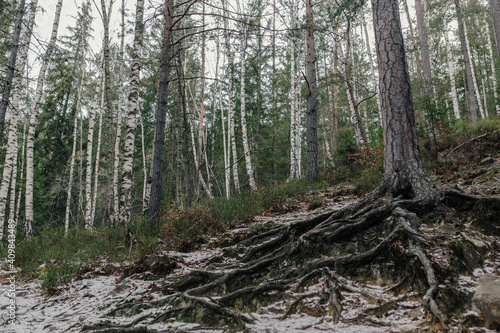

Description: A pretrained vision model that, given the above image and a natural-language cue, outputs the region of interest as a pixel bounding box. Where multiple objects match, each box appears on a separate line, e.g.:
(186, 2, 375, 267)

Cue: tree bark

(485, 22, 500, 114)
(84, 73, 103, 231)
(25, 0, 64, 238)
(91, 88, 105, 226)
(148, 0, 174, 224)
(305, 0, 318, 181)
(414, 0, 434, 98)
(371, 0, 436, 201)
(455, 0, 478, 123)
(120, 0, 144, 228)
(489, 0, 500, 63)
(401, 0, 423, 95)
(464, 25, 485, 120)
(0, 0, 25, 139)
(239, 29, 257, 190)
(99, 0, 115, 224)
(444, 25, 460, 120)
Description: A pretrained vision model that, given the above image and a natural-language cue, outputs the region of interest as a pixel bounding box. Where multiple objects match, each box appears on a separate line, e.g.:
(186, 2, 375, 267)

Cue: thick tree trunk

(119, 0, 144, 228)
(25, 0, 64, 238)
(0, 0, 25, 139)
(444, 26, 460, 120)
(305, 0, 318, 181)
(148, 0, 174, 223)
(455, 0, 478, 123)
(371, 0, 436, 201)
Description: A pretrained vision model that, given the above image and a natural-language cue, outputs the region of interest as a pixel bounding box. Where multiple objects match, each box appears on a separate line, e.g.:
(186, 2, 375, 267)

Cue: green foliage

(159, 180, 329, 251)
(4, 226, 155, 290)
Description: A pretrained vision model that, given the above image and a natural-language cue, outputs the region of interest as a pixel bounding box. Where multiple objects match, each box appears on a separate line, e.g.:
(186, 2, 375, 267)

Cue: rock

(480, 157, 494, 166)
(472, 274, 500, 329)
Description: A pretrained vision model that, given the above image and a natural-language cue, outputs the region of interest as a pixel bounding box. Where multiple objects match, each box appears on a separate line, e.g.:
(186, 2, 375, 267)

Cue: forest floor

(2, 130, 500, 332)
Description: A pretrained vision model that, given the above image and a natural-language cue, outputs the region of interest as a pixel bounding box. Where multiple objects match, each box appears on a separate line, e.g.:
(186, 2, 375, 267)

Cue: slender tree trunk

(305, 0, 318, 181)
(489, 0, 500, 62)
(100, 0, 115, 223)
(15, 121, 26, 224)
(112, 0, 125, 226)
(0, 0, 35, 240)
(363, 11, 382, 123)
(91, 89, 105, 226)
(444, 25, 460, 120)
(371, 0, 436, 202)
(25, 0, 64, 237)
(0, 0, 26, 139)
(217, 39, 230, 198)
(464, 25, 485, 119)
(485, 22, 500, 114)
(455, 0, 478, 122)
(139, 108, 148, 212)
(84, 73, 103, 231)
(401, 0, 423, 94)
(65, 59, 86, 236)
(120, 0, 144, 228)
(414, 0, 434, 97)
(148, 0, 174, 223)
(239, 30, 257, 190)
(289, 33, 297, 180)
(222, 7, 240, 195)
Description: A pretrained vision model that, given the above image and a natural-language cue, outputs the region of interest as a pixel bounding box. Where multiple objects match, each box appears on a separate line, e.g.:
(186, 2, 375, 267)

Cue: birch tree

(25, 0, 64, 237)
(84, 72, 103, 231)
(464, 24, 486, 119)
(119, 0, 144, 228)
(485, 22, 500, 114)
(239, 28, 257, 190)
(0, 0, 25, 139)
(455, 0, 478, 122)
(444, 25, 460, 120)
(112, 0, 126, 226)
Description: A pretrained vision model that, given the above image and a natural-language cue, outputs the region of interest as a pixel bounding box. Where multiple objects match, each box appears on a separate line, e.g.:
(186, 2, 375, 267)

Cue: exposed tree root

(90, 188, 497, 332)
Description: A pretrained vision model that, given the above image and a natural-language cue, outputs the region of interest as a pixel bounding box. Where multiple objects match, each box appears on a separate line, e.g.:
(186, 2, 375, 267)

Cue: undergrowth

(160, 179, 329, 251)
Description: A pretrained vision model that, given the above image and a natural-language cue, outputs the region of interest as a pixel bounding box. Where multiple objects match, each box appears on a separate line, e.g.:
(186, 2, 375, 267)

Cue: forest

(0, 0, 500, 331)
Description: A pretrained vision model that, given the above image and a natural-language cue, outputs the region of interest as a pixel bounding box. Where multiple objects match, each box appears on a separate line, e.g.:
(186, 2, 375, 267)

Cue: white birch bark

(64, 64, 85, 236)
(239, 30, 257, 190)
(444, 26, 461, 120)
(362, 13, 382, 123)
(295, 75, 302, 178)
(139, 109, 148, 213)
(217, 40, 230, 198)
(91, 89, 105, 226)
(225, 33, 240, 195)
(0, 0, 37, 240)
(119, 0, 144, 228)
(84, 71, 103, 231)
(485, 22, 500, 114)
(464, 24, 486, 119)
(187, 85, 213, 198)
(289, 37, 297, 180)
(25, 0, 64, 238)
(112, 0, 125, 226)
